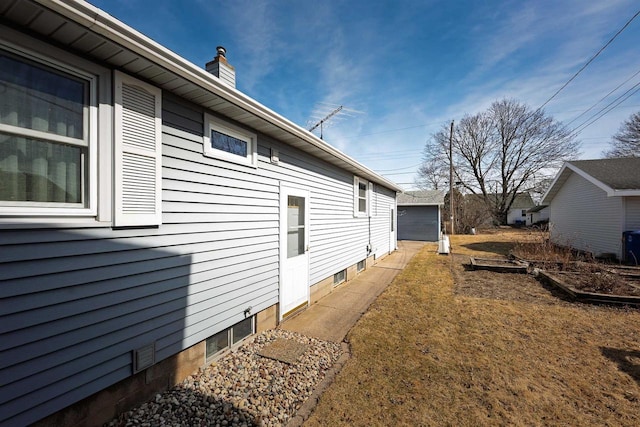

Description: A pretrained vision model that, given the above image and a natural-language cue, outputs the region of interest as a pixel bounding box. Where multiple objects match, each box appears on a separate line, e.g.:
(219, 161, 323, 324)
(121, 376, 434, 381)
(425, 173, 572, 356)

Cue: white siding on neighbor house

(625, 197, 640, 231)
(549, 172, 623, 257)
(507, 208, 528, 225)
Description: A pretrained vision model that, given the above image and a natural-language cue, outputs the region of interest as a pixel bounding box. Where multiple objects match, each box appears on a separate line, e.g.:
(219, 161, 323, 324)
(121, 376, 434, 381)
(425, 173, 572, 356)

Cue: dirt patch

(550, 271, 640, 296)
(452, 253, 573, 306)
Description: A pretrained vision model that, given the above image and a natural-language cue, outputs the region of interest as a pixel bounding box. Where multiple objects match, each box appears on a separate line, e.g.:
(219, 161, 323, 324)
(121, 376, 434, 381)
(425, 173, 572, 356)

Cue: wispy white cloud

(90, 0, 640, 189)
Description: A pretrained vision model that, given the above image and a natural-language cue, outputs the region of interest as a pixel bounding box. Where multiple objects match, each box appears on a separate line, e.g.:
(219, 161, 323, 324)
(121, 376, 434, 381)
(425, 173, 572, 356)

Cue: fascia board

(541, 164, 569, 204)
(39, 0, 403, 193)
(565, 163, 617, 196)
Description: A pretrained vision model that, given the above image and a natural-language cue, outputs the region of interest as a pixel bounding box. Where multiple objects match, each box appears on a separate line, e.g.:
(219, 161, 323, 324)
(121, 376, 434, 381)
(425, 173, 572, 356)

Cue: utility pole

(449, 120, 455, 235)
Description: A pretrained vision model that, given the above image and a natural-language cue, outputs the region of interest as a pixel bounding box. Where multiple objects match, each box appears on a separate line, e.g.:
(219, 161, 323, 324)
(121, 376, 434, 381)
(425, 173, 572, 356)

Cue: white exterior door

(280, 186, 310, 319)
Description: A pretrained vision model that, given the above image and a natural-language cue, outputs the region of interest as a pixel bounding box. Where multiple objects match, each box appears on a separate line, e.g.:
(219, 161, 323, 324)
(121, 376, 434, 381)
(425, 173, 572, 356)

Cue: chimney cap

(216, 46, 226, 58)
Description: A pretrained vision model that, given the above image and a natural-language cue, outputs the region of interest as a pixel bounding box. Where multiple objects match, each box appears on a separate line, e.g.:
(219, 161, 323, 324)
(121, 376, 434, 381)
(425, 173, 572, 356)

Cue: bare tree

(415, 142, 448, 190)
(419, 99, 579, 225)
(603, 111, 640, 158)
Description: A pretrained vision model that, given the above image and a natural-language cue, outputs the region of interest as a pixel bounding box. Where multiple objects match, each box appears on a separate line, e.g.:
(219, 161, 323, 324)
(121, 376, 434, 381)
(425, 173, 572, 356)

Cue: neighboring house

(542, 158, 640, 260)
(463, 192, 535, 226)
(527, 205, 549, 225)
(506, 193, 536, 226)
(397, 190, 444, 241)
(0, 2, 401, 426)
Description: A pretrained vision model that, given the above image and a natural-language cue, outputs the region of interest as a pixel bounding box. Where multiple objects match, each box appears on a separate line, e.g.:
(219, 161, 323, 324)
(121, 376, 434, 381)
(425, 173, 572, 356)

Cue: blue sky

(89, 0, 640, 190)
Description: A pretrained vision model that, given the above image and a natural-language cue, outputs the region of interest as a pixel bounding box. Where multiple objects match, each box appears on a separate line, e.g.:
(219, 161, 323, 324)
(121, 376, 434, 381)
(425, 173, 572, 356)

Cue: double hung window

(353, 176, 371, 217)
(0, 49, 94, 214)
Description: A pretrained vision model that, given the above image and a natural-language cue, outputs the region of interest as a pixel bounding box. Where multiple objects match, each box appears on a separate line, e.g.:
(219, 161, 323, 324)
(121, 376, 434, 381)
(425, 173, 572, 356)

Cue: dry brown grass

(305, 231, 640, 426)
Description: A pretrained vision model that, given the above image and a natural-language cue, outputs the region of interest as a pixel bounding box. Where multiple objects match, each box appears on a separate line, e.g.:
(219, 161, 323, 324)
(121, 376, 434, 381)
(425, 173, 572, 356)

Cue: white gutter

(39, 0, 403, 192)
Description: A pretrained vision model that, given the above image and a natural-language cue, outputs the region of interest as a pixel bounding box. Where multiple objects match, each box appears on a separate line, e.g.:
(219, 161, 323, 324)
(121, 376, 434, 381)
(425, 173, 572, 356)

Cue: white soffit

(1, 0, 402, 192)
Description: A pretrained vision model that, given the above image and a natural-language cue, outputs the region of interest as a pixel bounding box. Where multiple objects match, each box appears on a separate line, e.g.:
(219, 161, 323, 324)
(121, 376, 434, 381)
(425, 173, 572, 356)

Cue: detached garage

(397, 191, 444, 241)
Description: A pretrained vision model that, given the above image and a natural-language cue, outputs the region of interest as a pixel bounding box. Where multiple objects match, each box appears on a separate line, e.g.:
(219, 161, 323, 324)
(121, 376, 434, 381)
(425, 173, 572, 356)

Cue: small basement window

(205, 316, 254, 362)
(203, 113, 257, 167)
(334, 269, 346, 286)
(357, 259, 366, 272)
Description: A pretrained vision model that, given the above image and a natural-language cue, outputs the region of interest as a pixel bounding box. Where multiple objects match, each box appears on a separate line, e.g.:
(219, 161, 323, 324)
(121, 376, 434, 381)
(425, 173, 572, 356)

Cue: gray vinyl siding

(1, 90, 397, 425)
(625, 197, 640, 231)
(549, 172, 623, 258)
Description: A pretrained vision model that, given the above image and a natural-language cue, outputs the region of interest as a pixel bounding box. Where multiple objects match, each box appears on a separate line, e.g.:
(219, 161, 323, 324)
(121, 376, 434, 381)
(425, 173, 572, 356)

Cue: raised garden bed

(469, 255, 640, 306)
(604, 265, 640, 278)
(509, 252, 587, 272)
(469, 257, 528, 274)
(535, 269, 640, 306)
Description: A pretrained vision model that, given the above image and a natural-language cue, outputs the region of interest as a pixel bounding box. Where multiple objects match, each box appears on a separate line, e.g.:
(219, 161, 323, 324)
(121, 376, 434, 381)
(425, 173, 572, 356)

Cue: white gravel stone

(107, 330, 342, 427)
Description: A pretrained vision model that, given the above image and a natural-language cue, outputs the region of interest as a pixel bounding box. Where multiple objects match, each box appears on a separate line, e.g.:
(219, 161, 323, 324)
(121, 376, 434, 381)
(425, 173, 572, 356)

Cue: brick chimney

(206, 46, 236, 88)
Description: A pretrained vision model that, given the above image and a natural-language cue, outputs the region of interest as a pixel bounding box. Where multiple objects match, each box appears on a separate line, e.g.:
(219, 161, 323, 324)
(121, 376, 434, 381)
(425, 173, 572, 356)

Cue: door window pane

(287, 195, 305, 258)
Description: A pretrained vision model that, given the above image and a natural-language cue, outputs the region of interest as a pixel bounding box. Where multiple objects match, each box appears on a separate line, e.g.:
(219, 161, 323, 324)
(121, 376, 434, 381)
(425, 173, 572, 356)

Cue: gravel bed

(106, 329, 343, 427)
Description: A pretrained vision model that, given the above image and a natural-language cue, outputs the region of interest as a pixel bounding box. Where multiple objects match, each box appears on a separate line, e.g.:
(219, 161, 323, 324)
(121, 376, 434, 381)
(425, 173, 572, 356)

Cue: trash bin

(623, 230, 640, 264)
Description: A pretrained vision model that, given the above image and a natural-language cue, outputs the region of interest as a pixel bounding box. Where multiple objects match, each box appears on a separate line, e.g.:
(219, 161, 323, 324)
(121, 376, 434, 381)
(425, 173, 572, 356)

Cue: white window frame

(203, 113, 257, 167)
(333, 269, 346, 286)
(205, 316, 255, 362)
(0, 43, 98, 217)
(354, 176, 370, 217)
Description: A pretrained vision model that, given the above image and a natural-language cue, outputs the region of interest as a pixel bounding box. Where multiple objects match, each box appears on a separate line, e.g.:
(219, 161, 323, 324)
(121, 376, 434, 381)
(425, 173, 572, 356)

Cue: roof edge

(39, 0, 402, 192)
(542, 161, 621, 204)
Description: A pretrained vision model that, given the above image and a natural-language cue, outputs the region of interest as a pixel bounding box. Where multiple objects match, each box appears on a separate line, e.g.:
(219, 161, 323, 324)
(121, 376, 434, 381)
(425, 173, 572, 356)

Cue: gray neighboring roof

(398, 190, 445, 206)
(4, 0, 402, 192)
(568, 158, 640, 190)
(527, 205, 548, 213)
(542, 158, 640, 203)
(465, 192, 534, 208)
(510, 193, 535, 208)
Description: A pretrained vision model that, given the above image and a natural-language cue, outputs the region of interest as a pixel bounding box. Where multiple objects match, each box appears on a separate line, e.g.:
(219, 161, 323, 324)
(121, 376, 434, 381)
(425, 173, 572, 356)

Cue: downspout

(367, 215, 372, 256)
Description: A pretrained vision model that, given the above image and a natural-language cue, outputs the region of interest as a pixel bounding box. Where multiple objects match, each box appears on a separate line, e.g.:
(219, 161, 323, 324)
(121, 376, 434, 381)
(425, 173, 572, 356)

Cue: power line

(565, 68, 640, 127)
(571, 82, 640, 136)
(537, 8, 640, 111)
(382, 171, 420, 176)
(375, 163, 422, 172)
(338, 120, 451, 140)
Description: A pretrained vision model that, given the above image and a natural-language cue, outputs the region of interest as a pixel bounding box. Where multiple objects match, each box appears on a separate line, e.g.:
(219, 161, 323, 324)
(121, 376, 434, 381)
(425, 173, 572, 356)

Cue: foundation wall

(309, 252, 386, 305)
(34, 305, 274, 427)
(34, 250, 394, 427)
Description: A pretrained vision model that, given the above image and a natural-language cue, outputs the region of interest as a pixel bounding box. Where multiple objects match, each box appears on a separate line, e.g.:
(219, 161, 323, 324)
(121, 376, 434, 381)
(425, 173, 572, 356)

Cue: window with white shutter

(114, 71, 162, 227)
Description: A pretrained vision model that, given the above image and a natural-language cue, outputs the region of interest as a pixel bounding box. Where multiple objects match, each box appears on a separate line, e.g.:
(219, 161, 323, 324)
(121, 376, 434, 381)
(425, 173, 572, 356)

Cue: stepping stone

(257, 338, 308, 365)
